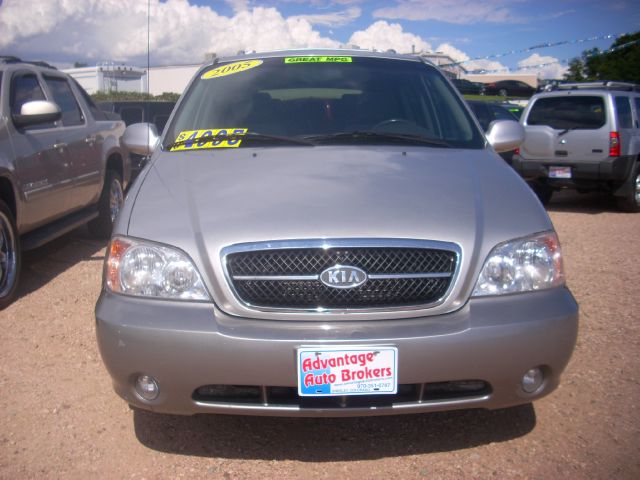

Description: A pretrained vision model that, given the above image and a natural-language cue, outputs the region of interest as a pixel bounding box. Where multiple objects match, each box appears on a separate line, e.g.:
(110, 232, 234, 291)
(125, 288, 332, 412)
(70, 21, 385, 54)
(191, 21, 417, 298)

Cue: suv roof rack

(0, 56, 57, 70)
(553, 81, 639, 92)
(0, 55, 22, 64)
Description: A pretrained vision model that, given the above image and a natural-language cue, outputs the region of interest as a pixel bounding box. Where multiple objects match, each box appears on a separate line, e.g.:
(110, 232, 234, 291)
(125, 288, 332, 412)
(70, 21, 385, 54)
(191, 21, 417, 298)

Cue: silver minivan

(513, 82, 640, 211)
(96, 50, 578, 417)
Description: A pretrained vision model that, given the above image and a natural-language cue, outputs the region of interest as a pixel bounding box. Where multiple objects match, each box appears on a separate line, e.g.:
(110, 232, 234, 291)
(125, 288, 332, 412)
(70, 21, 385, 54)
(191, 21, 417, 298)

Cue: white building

(64, 64, 148, 95)
(462, 73, 538, 89)
(419, 53, 466, 78)
(146, 64, 200, 95)
(64, 63, 204, 96)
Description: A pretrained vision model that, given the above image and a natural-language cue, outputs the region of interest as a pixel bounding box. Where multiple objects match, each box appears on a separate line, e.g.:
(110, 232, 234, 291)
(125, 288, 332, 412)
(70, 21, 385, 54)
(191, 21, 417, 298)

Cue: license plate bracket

(549, 166, 572, 179)
(297, 346, 398, 397)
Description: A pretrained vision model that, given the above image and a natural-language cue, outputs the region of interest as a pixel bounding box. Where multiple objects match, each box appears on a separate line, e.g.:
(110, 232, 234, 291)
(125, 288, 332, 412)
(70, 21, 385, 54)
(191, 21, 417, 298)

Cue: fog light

(521, 368, 544, 393)
(135, 375, 159, 400)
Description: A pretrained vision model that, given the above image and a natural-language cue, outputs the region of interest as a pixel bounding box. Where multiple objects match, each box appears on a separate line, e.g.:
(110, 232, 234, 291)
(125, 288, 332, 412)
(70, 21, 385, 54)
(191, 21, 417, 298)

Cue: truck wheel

(89, 170, 124, 239)
(0, 200, 20, 310)
(529, 181, 553, 206)
(616, 166, 640, 213)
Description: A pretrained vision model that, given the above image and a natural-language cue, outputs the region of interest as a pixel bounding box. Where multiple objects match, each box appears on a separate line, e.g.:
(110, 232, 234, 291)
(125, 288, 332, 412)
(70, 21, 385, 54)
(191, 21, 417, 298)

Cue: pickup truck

(0, 57, 130, 308)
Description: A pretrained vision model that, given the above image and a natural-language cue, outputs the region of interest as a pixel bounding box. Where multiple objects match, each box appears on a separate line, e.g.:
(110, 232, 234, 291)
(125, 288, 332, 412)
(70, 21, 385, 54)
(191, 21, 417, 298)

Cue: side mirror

(486, 119, 525, 153)
(12, 100, 61, 128)
(122, 123, 159, 156)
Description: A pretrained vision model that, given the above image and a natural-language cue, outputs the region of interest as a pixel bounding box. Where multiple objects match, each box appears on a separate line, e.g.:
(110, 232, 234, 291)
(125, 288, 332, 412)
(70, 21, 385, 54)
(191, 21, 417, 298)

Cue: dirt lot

(1, 191, 639, 479)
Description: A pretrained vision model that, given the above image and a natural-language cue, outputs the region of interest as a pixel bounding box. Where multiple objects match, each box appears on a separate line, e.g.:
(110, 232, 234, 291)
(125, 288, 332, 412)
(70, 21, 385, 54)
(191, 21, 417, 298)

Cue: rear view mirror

(486, 120, 525, 153)
(122, 123, 159, 156)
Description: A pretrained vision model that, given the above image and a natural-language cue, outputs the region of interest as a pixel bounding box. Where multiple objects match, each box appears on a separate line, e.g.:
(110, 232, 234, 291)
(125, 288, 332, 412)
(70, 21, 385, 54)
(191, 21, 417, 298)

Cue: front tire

(616, 166, 640, 213)
(0, 199, 20, 310)
(89, 170, 124, 239)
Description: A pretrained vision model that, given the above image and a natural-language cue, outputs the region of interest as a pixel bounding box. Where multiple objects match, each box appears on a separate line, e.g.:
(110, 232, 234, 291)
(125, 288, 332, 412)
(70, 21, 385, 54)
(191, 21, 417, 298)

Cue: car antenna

(146, 0, 150, 154)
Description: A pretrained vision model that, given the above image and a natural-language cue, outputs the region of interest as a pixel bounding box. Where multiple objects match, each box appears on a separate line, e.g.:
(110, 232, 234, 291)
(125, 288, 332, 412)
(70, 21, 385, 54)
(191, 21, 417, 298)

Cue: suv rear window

(527, 96, 606, 130)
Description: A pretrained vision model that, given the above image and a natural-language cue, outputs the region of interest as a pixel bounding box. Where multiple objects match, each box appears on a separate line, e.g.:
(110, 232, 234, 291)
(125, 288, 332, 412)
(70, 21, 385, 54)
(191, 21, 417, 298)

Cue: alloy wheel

(0, 211, 18, 298)
(109, 178, 124, 223)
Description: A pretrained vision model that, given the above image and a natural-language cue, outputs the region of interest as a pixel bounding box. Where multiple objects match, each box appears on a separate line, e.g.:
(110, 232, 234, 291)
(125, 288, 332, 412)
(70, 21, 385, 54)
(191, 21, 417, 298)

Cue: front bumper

(95, 288, 578, 417)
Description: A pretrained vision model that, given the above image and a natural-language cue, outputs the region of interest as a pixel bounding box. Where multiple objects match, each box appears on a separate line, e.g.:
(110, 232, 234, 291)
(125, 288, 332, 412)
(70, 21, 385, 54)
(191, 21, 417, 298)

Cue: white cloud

(347, 21, 431, 53)
(436, 43, 507, 72)
(517, 53, 568, 79)
(225, 0, 250, 14)
(289, 7, 361, 27)
(0, 0, 339, 65)
(0, 0, 518, 77)
(373, 0, 518, 24)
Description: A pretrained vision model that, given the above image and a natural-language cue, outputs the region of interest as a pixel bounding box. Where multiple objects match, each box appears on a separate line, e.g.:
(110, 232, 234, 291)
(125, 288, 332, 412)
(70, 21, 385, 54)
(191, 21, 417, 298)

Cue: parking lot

(1, 190, 638, 479)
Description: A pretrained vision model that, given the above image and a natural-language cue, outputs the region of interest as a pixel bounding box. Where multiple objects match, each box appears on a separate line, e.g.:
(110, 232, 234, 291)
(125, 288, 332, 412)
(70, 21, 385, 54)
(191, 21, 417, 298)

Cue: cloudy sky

(1, 0, 638, 78)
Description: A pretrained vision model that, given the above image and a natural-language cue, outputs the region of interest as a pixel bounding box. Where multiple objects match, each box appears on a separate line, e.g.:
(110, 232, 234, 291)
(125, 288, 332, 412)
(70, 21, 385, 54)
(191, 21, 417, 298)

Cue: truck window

(10, 73, 46, 115)
(43, 75, 84, 126)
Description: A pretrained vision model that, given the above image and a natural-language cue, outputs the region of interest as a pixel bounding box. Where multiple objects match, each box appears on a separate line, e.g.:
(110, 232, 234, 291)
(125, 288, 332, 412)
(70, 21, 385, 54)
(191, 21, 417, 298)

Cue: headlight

(472, 231, 564, 296)
(105, 236, 210, 300)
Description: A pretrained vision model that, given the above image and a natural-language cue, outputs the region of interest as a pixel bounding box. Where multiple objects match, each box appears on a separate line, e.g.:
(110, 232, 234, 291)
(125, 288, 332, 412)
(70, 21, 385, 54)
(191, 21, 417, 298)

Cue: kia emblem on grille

(320, 265, 368, 289)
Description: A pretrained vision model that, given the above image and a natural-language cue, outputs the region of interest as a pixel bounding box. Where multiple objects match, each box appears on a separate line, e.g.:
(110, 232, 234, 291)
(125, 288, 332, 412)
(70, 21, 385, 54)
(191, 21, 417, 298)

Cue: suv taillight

(609, 132, 620, 157)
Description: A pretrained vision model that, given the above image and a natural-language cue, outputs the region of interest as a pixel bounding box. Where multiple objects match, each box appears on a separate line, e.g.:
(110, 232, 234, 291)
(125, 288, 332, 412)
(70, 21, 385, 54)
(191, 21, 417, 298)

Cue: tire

(88, 170, 124, 239)
(616, 166, 640, 213)
(529, 181, 553, 206)
(0, 199, 20, 310)
(498, 88, 508, 97)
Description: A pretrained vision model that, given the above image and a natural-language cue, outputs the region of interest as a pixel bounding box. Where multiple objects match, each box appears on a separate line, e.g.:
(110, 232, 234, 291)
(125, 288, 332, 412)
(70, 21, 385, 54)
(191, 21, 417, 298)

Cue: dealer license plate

(297, 346, 398, 396)
(549, 166, 571, 179)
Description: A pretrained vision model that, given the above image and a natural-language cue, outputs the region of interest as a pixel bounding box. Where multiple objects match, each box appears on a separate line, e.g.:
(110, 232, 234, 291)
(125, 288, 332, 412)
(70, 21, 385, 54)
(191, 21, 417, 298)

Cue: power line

(465, 38, 640, 75)
(442, 32, 631, 68)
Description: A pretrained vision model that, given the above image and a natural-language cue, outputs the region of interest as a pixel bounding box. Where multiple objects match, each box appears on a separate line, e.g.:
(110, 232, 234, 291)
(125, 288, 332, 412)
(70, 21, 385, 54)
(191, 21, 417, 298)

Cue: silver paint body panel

(97, 49, 578, 416)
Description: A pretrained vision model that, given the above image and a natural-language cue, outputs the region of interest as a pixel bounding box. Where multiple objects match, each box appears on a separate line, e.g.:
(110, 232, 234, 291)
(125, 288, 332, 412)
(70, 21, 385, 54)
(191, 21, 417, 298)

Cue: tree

(73, 61, 88, 68)
(565, 31, 640, 83)
(564, 58, 586, 81)
(90, 91, 180, 102)
(585, 32, 640, 83)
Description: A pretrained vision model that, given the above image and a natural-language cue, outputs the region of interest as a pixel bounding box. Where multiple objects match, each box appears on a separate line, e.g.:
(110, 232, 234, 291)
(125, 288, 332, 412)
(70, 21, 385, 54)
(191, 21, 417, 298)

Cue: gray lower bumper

(512, 154, 634, 185)
(95, 288, 578, 417)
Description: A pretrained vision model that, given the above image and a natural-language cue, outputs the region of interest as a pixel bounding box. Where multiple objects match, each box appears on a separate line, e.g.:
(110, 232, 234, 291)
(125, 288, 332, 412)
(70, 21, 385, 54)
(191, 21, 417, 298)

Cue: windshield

(164, 55, 484, 150)
(527, 96, 606, 130)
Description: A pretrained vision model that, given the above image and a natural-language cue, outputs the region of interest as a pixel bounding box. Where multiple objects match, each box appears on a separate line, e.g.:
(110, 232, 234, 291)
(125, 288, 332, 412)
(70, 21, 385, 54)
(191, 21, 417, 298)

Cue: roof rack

(0, 56, 57, 70)
(0, 55, 22, 64)
(553, 81, 639, 92)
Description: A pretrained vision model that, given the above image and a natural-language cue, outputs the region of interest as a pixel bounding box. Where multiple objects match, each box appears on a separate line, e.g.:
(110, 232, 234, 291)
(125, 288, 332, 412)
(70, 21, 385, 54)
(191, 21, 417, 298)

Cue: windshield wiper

(557, 128, 575, 137)
(302, 131, 452, 147)
(165, 132, 315, 150)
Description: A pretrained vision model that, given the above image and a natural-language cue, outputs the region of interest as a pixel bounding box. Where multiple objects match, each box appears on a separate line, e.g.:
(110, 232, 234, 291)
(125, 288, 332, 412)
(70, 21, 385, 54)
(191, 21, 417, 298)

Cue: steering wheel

(371, 118, 417, 132)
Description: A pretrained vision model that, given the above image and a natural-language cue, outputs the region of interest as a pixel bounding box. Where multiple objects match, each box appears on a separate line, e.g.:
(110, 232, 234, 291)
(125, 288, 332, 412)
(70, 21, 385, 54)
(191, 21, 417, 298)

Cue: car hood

(124, 145, 551, 318)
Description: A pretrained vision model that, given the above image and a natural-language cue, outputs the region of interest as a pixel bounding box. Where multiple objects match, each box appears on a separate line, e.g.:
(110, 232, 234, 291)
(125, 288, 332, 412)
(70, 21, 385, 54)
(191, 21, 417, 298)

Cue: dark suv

(0, 57, 130, 308)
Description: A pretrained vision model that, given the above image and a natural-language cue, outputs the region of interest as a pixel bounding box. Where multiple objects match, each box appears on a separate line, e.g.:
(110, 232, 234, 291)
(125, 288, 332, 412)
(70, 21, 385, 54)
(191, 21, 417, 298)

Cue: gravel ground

(1, 190, 639, 479)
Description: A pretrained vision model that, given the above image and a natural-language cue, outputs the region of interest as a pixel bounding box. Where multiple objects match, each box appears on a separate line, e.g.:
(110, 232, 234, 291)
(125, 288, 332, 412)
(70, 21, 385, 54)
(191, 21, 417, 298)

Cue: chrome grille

(228, 248, 455, 276)
(223, 240, 460, 311)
